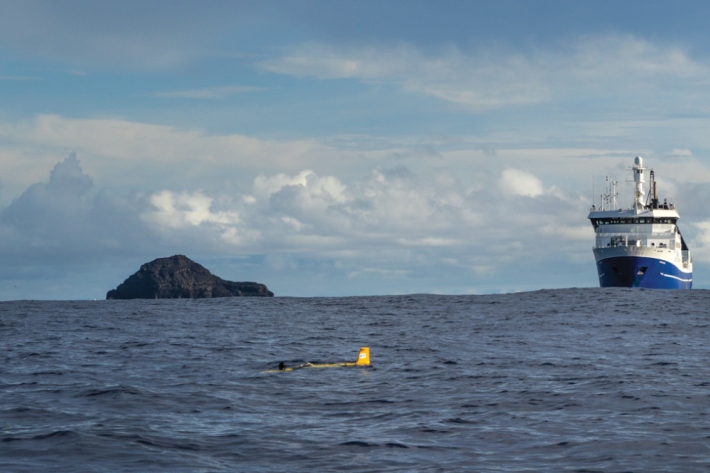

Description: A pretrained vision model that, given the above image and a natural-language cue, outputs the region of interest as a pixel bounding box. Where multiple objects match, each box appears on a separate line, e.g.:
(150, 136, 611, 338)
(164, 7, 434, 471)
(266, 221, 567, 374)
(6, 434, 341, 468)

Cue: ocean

(1, 288, 709, 472)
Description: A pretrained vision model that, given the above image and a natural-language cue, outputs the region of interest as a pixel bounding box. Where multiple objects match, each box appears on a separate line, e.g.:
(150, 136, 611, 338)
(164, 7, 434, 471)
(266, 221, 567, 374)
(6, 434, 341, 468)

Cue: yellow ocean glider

(265, 347, 370, 372)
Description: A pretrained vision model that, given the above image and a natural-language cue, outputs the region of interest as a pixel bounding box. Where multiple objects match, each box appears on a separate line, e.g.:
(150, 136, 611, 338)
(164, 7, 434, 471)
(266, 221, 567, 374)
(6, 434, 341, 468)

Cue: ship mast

(632, 156, 645, 211)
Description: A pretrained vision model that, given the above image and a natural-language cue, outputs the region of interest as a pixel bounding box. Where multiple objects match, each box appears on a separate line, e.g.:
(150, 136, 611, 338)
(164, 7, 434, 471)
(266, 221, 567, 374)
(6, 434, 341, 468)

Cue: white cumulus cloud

(142, 191, 239, 228)
(498, 169, 545, 197)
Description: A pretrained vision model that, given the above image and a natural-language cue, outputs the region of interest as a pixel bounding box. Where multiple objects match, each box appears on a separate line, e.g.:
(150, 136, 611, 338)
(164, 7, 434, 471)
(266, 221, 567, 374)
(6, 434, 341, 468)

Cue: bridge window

(590, 217, 678, 229)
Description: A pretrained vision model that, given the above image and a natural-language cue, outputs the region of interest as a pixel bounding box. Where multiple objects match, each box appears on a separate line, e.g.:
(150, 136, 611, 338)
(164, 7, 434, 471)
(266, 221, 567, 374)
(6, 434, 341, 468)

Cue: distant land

(106, 255, 274, 299)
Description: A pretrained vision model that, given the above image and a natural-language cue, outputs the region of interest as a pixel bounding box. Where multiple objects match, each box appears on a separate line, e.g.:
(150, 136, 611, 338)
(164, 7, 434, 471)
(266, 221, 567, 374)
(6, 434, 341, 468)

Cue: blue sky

(3, 1, 710, 299)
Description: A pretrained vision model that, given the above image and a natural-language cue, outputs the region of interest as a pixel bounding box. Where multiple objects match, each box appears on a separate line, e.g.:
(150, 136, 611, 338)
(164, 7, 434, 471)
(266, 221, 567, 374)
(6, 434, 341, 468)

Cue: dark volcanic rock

(106, 255, 274, 299)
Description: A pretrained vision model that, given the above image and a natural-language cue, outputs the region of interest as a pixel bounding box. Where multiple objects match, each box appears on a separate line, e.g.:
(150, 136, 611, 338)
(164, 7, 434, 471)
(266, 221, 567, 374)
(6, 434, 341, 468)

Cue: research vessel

(587, 157, 692, 289)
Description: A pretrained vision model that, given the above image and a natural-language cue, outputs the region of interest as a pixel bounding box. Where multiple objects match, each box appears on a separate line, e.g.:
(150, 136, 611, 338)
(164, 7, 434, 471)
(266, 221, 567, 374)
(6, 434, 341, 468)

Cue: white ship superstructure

(587, 157, 692, 289)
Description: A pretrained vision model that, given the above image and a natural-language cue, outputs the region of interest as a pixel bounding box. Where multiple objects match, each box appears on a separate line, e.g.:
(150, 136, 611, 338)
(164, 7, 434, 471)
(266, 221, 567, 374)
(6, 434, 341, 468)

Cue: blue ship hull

(596, 256, 692, 289)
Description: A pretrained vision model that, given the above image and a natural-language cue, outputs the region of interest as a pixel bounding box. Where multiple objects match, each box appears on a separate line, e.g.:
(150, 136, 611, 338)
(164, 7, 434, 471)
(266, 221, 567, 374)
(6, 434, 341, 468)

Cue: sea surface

(1, 288, 709, 472)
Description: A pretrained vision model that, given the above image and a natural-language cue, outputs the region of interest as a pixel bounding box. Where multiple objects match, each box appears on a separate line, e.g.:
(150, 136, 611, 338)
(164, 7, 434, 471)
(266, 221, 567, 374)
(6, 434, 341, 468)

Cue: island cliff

(106, 255, 274, 299)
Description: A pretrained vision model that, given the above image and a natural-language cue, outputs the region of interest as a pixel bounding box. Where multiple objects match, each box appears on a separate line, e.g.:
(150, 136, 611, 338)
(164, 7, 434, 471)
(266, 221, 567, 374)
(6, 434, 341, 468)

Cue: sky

(3, 0, 710, 299)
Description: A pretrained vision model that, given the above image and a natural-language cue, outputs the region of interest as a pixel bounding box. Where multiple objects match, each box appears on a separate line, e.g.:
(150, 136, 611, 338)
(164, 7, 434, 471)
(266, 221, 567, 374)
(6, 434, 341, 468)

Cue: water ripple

(1, 289, 709, 472)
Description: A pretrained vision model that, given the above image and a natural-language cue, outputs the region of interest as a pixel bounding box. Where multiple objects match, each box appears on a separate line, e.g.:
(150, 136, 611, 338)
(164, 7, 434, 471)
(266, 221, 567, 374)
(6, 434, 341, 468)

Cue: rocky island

(106, 255, 274, 299)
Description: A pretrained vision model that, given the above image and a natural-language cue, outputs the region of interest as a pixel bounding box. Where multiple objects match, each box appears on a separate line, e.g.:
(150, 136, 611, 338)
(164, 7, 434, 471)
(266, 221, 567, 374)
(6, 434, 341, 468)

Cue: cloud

(498, 169, 545, 197)
(667, 148, 693, 157)
(253, 170, 349, 210)
(155, 85, 263, 99)
(0, 155, 590, 280)
(1, 153, 92, 235)
(0, 75, 40, 81)
(4, 114, 710, 214)
(142, 191, 239, 228)
(0, 154, 153, 266)
(259, 42, 550, 110)
(689, 220, 710, 264)
(136, 165, 586, 276)
(260, 35, 708, 110)
(0, 114, 331, 202)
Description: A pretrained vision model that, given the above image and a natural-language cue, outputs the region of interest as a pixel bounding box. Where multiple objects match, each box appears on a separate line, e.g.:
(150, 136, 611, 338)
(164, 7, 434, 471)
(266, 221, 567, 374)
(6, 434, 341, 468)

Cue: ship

(587, 156, 692, 289)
